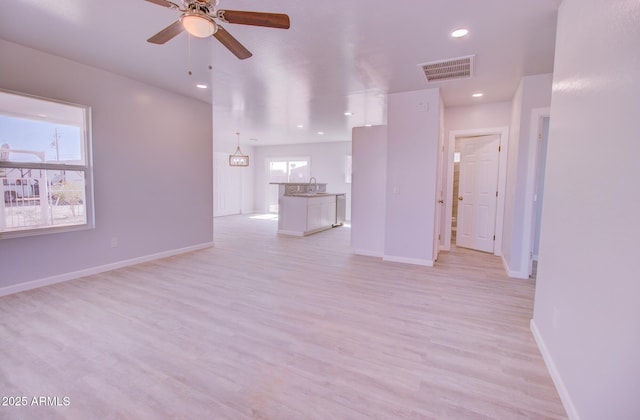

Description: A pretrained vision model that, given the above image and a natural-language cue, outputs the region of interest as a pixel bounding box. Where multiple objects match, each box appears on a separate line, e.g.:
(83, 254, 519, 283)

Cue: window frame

(345, 155, 352, 184)
(266, 156, 311, 213)
(0, 89, 94, 240)
(266, 156, 312, 183)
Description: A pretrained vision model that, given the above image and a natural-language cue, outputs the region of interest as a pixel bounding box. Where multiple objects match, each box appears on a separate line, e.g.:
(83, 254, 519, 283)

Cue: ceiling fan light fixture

(182, 13, 217, 38)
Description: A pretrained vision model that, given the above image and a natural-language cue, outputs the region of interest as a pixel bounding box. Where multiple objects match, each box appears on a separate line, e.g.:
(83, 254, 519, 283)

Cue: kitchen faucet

(308, 177, 317, 192)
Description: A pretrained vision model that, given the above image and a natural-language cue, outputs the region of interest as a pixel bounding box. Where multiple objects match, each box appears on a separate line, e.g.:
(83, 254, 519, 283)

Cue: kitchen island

(270, 182, 345, 236)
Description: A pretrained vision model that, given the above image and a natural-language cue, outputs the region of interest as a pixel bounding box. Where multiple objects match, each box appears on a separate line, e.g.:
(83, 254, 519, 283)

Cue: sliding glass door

(266, 157, 310, 213)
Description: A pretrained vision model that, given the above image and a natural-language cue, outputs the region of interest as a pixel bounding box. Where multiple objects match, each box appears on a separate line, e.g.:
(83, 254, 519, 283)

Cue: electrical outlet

(552, 307, 559, 329)
(110, 237, 118, 248)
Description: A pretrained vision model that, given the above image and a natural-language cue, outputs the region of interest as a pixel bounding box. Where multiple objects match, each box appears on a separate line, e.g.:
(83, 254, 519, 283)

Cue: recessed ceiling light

(196, 84, 208, 89)
(344, 112, 354, 116)
(318, 131, 325, 135)
(365, 124, 372, 127)
(296, 124, 304, 128)
(472, 92, 484, 98)
(451, 28, 469, 38)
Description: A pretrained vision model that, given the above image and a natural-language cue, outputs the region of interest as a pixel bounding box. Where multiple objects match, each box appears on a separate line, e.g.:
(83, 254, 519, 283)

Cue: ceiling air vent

(419, 55, 475, 83)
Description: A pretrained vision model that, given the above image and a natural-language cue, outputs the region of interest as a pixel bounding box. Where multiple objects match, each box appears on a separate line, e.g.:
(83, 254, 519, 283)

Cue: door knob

(438, 200, 444, 204)
(458, 196, 464, 201)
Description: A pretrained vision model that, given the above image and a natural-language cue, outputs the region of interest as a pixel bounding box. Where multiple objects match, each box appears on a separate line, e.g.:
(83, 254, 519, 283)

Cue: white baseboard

(530, 319, 580, 420)
(501, 255, 529, 279)
(277, 229, 304, 237)
(0, 242, 214, 298)
(383, 255, 434, 267)
(352, 249, 383, 258)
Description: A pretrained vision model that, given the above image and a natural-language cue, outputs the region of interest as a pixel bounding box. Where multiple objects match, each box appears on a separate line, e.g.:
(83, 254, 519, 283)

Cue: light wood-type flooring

(0, 214, 566, 419)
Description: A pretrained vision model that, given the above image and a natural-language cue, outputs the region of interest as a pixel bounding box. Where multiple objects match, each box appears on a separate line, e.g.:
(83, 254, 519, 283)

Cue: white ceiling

(0, 0, 561, 146)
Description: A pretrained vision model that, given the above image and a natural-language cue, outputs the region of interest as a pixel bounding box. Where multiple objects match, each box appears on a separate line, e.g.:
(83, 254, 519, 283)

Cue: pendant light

(229, 132, 249, 166)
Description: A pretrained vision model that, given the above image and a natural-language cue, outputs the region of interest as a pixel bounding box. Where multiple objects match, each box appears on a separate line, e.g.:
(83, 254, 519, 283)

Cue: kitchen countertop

(285, 192, 337, 198)
(286, 193, 343, 197)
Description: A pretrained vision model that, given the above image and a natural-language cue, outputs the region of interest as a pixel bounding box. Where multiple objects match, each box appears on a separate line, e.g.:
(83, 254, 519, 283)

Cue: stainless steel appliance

(333, 194, 346, 227)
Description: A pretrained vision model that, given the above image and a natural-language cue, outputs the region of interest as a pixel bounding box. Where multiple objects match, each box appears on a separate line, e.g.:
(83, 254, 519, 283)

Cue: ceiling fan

(144, 0, 290, 60)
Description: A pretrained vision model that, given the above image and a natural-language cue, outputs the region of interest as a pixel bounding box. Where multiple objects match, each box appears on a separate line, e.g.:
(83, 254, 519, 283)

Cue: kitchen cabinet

(279, 194, 336, 236)
(306, 195, 336, 232)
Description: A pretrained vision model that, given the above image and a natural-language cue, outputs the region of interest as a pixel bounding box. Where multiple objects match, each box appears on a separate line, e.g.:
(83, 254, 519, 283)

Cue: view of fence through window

(2, 168, 87, 231)
(0, 90, 92, 238)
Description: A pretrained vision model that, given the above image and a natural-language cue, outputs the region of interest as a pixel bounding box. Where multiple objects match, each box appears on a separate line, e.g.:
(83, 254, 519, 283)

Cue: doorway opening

(524, 111, 551, 278)
(453, 134, 501, 252)
(451, 148, 461, 243)
(441, 127, 509, 256)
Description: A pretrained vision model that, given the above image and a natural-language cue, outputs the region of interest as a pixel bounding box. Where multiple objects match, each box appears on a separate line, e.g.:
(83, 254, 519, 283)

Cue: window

(345, 155, 352, 183)
(266, 157, 310, 212)
(268, 158, 310, 183)
(0, 90, 93, 239)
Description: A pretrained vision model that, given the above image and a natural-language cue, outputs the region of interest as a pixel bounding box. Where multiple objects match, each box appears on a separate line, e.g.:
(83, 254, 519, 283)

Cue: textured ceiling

(0, 0, 561, 145)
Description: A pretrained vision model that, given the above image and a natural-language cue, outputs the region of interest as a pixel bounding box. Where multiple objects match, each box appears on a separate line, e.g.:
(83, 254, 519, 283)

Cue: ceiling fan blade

(147, 20, 184, 44)
(144, 0, 180, 10)
(213, 26, 253, 60)
(217, 10, 290, 29)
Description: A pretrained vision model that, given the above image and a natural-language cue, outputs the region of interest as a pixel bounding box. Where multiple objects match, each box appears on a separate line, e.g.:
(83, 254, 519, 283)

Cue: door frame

(522, 108, 551, 276)
(442, 127, 509, 255)
(434, 103, 446, 261)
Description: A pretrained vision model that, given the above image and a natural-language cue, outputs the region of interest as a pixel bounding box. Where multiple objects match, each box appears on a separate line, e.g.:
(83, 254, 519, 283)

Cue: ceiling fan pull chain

(187, 34, 192, 76)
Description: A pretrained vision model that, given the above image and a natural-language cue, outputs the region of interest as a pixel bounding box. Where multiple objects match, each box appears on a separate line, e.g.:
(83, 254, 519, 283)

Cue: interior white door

(213, 152, 242, 217)
(456, 135, 500, 252)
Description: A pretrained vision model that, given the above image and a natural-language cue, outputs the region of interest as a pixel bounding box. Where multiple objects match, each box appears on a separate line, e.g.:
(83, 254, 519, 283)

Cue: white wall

(384, 88, 441, 266)
(532, 1, 640, 418)
(445, 101, 512, 133)
(503, 83, 523, 271)
(502, 73, 552, 277)
(0, 40, 213, 290)
(239, 147, 255, 215)
(351, 125, 387, 256)
(213, 139, 254, 216)
(253, 141, 352, 219)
